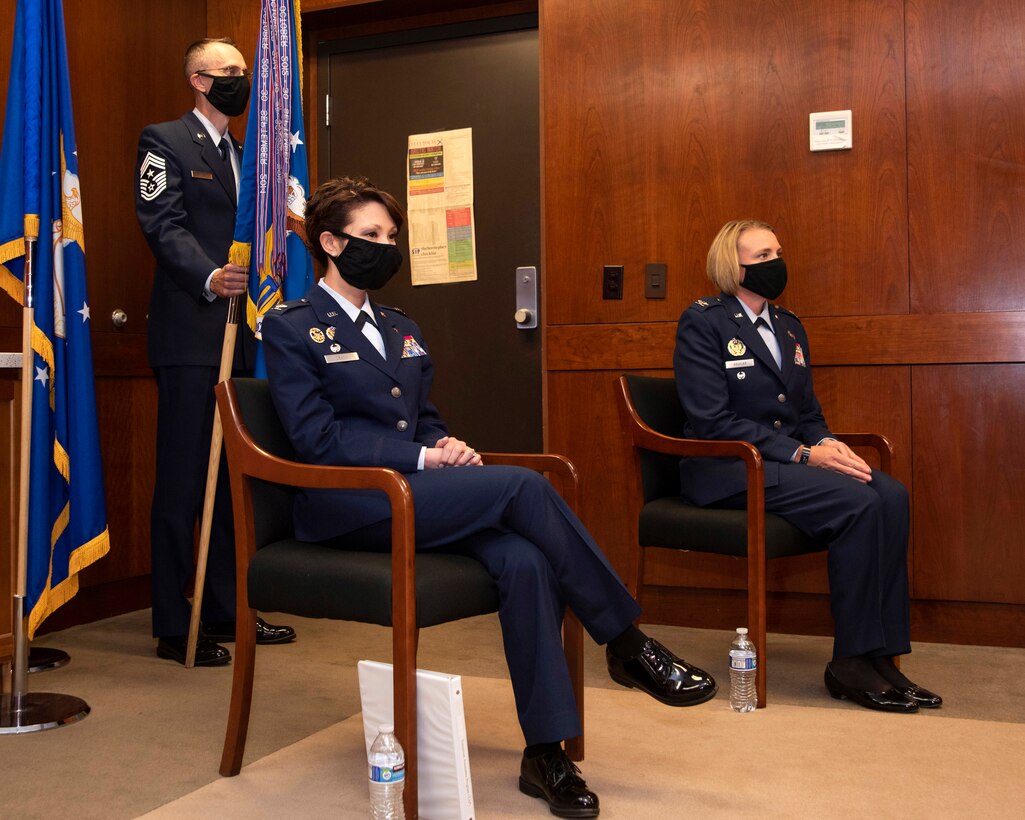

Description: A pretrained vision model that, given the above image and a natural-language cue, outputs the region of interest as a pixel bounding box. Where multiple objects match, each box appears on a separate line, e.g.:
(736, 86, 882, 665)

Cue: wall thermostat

(809, 110, 852, 151)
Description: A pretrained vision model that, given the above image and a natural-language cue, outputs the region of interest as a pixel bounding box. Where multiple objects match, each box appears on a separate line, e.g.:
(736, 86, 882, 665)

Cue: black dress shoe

(606, 638, 717, 707)
(156, 635, 230, 667)
(897, 684, 943, 708)
(824, 665, 918, 713)
(203, 616, 296, 645)
(519, 749, 599, 818)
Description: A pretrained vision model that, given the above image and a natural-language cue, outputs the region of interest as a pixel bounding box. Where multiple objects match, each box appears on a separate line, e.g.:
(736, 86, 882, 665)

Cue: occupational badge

(330, 343, 341, 353)
(309, 327, 325, 344)
(401, 336, 428, 359)
(794, 343, 806, 367)
(737, 371, 746, 380)
(326, 326, 336, 340)
(727, 338, 746, 357)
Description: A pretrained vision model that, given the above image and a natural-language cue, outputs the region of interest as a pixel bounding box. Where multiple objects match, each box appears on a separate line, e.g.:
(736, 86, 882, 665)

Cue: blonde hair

(706, 220, 774, 294)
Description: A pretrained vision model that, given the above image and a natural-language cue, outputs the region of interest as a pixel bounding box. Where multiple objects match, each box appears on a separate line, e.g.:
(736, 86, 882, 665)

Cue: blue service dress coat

(135, 111, 251, 637)
(262, 283, 642, 744)
(674, 294, 911, 659)
(136, 111, 254, 367)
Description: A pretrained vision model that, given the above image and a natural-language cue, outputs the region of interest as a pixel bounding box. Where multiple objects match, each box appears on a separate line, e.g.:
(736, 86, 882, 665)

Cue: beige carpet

(145, 675, 1024, 819)
(6, 610, 1023, 819)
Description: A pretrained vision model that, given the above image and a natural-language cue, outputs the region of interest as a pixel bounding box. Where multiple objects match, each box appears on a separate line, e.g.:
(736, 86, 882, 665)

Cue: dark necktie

(354, 311, 378, 330)
(218, 140, 230, 162)
(754, 317, 782, 368)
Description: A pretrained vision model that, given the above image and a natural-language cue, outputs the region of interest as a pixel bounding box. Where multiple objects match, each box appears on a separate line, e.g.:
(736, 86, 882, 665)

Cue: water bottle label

(369, 763, 406, 784)
(729, 651, 756, 671)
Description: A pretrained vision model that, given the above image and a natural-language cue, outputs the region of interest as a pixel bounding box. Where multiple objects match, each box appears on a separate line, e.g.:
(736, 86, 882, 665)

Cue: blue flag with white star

(0, 0, 109, 637)
(230, 0, 314, 376)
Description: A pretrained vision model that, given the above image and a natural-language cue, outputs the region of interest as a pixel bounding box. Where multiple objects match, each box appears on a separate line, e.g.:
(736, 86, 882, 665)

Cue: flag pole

(0, 236, 90, 734)
(185, 294, 241, 667)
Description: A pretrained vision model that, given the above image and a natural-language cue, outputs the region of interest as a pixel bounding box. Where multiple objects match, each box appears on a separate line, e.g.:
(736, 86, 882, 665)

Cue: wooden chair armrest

(630, 420, 764, 471)
(478, 452, 580, 513)
(835, 432, 894, 474)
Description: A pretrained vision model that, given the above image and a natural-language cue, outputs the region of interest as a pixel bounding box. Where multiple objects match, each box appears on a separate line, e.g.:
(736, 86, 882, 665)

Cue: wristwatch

(799, 446, 811, 465)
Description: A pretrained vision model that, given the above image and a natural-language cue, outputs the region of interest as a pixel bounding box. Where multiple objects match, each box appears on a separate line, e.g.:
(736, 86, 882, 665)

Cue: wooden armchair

(215, 378, 584, 818)
(615, 374, 893, 708)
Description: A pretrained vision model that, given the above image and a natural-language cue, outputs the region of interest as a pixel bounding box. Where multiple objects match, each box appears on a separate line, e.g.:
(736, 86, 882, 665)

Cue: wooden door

(320, 16, 542, 452)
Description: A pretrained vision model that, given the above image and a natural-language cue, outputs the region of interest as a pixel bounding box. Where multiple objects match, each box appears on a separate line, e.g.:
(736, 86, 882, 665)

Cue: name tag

(191, 170, 214, 180)
(325, 352, 359, 364)
(725, 358, 754, 369)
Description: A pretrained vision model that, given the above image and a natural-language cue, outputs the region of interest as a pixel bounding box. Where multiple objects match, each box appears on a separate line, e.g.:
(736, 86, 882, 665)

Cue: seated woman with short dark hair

(262, 175, 719, 818)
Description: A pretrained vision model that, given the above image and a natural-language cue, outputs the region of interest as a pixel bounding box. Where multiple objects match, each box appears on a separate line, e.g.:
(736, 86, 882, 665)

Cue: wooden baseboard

(35, 575, 151, 637)
(640, 585, 1025, 648)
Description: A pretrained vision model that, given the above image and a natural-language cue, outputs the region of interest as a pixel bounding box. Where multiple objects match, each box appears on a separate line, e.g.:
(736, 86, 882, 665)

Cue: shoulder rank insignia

(692, 296, 721, 311)
(377, 303, 408, 318)
(139, 152, 167, 202)
(274, 298, 309, 313)
(727, 338, 746, 356)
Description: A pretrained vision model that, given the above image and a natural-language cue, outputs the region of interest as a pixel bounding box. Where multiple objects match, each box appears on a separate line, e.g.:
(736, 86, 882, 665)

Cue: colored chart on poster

(406, 128, 477, 285)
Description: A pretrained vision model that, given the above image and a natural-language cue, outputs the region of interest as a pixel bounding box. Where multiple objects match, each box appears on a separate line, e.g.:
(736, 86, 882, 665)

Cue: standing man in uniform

(135, 37, 295, 665)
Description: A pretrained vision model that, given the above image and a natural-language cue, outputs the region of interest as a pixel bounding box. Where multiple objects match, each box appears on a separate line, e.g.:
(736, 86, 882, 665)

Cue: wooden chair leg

(562, 610, 585, 762)
(395, 624, 418, 819)
(219, 606, 258, 776)
(750, 563, 768, 710)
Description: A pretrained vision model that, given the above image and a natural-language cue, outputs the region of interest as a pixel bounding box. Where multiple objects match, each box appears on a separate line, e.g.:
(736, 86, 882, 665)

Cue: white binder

(357, 660, 475, 820)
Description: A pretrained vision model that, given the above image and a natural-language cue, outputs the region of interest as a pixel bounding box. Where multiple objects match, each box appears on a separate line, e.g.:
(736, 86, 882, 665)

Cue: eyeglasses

(196, 65, 253, 80)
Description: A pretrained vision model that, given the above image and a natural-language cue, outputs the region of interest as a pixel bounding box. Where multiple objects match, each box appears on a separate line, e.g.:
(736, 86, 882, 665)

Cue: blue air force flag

(0, 0, 110, 636)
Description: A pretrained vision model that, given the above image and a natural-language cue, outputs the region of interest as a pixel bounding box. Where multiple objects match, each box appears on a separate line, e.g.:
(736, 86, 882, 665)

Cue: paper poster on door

(406, 127, 478, 285)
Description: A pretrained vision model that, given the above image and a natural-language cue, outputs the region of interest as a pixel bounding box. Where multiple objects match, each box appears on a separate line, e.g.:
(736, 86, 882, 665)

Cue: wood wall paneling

(907, 0, 1025, 313)
(541, 0, 907, 326)
(545, 312, 1025, 374)
(62, 0, 205, 339)
(911, 365, 1025, 605)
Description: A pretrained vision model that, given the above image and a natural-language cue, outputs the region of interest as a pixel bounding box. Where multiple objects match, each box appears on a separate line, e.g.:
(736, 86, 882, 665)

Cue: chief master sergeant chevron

(134, 37, 294, 666)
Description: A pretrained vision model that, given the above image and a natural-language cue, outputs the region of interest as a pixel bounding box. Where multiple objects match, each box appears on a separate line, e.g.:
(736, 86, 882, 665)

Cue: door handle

(514, 266, 538, 329)
(111, 309, 128, 329)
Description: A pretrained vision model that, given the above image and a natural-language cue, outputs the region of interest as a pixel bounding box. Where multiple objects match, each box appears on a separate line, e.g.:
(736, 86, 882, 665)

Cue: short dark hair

(304, 176, 406, 267)
(184, 38, 238, 77)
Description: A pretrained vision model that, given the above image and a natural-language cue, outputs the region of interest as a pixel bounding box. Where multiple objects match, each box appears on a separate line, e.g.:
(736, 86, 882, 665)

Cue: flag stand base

(0, 692, 90, 734)
(28, 647, 71, 673)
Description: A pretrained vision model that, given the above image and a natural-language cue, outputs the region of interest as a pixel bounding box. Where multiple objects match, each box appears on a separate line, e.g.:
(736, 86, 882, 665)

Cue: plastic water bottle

(368, 724, 405, 819)
(729, 627, 757, 712)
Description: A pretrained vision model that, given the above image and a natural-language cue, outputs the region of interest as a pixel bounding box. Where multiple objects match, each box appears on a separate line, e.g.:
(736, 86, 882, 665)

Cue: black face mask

(200, 74, 251, 118)
(741, 257, 788, 300)
(328, 232, 403, 291)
